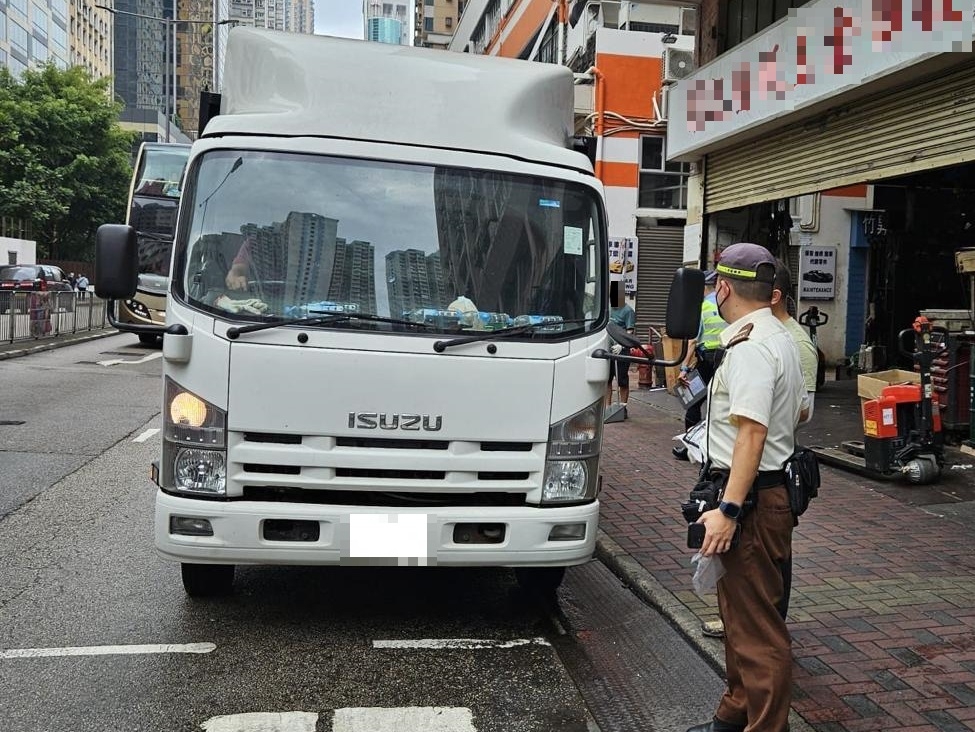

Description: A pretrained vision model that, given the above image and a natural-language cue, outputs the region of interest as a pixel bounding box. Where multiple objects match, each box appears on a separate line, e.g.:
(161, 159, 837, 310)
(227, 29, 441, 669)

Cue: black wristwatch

(719, 500, 742, 520)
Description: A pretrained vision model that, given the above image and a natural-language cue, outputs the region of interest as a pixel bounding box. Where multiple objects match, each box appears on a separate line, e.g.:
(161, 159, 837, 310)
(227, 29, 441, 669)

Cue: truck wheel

(515, 567, 566, 594)
(139, 334, 161, 346)
(181, 564, 235, 597)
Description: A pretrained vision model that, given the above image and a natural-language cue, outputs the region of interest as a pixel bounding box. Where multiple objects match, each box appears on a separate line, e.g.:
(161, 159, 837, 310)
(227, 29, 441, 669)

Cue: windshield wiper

(226, 314, 350, 340)
(226, 312, 441, 340)
(136, 231, 172, 242)
(307, 310, 446, 330)
(432, 319, 593, 352)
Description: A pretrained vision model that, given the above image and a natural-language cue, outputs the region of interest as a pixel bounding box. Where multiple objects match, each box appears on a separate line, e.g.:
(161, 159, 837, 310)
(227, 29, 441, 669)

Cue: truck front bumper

(155, 491, 599, 567)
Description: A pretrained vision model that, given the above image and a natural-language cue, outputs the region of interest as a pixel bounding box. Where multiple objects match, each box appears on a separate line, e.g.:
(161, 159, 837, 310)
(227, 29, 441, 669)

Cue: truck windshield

(176, 150, 606, 336)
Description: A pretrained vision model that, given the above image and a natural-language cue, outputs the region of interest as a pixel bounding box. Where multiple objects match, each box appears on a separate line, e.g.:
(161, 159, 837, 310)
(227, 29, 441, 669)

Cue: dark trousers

(683, 355, 717, 430)
(715, 485, 794, 732)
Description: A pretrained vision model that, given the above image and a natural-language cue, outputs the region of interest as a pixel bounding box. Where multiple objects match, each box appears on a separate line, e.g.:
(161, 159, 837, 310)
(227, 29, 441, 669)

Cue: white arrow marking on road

(333, 707, 476, 731)
(0, 642, 215, 659)
(132, 428, 160, 443)
(201, 712, 319, 731)
(96, 352, 163, 367)
(372, 637, 551, 650)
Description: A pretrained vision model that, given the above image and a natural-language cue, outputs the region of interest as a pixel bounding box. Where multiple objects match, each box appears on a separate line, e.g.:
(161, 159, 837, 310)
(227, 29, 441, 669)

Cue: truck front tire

(181, 563, 235, 597)
(514, 567, 566, 594)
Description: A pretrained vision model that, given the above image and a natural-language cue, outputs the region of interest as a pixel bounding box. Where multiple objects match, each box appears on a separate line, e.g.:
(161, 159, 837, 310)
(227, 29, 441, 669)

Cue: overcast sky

(314, 0, 365, 39)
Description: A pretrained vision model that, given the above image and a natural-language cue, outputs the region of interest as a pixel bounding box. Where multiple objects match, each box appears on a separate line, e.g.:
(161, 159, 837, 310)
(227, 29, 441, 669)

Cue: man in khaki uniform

(702, 258, 816, 637)
(687, 243, 804, 732)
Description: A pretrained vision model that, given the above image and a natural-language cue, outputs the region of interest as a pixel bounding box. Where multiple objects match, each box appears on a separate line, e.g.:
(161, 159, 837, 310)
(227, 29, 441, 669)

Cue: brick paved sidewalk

(598, 393, 975, 732)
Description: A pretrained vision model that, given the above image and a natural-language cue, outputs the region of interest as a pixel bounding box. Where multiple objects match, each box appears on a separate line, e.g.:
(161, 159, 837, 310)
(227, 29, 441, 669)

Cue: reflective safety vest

(698, 298, 725, 352)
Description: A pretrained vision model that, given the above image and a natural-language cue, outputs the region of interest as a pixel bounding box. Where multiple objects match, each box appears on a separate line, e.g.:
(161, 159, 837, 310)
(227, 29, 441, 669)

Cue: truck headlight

(542, 401, 602, 504)
(174, 449, 227, 494)
(163, 378, 227, 495)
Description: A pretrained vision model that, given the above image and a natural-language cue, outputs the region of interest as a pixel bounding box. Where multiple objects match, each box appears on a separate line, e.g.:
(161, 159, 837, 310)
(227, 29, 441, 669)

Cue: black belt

(707, 469, 785, 490)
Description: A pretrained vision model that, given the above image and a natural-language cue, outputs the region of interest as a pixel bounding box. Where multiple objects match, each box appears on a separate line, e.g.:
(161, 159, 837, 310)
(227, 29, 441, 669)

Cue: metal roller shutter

(705, 59, 975, 213)
(634, 225, 684, 336)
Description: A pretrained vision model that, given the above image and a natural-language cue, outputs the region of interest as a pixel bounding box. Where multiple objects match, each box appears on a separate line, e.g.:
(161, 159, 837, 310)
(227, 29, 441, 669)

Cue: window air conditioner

(662, 47, 695, 84)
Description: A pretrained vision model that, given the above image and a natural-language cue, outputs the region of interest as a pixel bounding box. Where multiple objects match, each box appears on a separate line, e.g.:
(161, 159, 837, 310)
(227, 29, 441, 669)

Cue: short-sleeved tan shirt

(705, 308, 805, 472)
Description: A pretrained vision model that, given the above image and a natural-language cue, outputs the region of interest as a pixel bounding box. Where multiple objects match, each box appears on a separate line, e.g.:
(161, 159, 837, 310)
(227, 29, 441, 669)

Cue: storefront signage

(800, 245, 837, 300)
(667, 0, 974, 159)
(608, 237, 638, 294)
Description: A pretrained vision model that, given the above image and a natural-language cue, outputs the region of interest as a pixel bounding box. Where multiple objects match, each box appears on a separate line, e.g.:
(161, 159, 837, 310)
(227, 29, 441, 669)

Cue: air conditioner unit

(662, 48, 695, 84)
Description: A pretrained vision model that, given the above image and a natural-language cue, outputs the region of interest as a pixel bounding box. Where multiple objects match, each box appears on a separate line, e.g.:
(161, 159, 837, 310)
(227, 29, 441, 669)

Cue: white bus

(113, 142, 190, 344)
(95, 28, 700, 597)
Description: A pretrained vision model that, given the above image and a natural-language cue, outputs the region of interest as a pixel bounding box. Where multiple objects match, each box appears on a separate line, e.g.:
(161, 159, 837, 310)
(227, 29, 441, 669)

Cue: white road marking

(97, 352, 163, 367)
(0, 642, 216, 659)
(132, 428, 160, 443)
(201, 712, 319, 732)
(332, 707, 476, 731)
(373, 637, 551, 650)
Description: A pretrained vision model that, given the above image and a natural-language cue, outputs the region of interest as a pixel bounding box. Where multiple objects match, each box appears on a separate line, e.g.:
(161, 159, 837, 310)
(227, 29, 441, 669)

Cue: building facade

(364, 0, 411, 45)
(366, 15, 402, 43)
(449, 0, 696, 332)
(668, 0, 975, 373)
(0, 0, 75, 77)
(71, 0, 112, 80)
(414, 0, 460, 49)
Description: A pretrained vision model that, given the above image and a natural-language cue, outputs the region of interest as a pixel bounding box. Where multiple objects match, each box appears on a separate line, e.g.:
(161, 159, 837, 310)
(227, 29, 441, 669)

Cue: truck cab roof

(205, 27, 592, 175)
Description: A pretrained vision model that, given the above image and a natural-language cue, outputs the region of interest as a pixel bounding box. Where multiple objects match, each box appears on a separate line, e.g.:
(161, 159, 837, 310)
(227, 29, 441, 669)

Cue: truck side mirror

(665, 267, 705, 340)
(94, 224, 139, 300)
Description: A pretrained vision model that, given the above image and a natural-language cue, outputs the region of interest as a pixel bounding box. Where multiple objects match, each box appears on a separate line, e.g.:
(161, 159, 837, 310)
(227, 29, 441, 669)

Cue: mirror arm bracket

(591, 340, 690, 367)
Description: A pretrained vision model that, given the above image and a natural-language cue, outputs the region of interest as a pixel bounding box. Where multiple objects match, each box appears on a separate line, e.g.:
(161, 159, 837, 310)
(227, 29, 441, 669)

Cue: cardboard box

(956, 248, 975, 273)
(660, 335, 684, 392)
(857, 368, 919, 400)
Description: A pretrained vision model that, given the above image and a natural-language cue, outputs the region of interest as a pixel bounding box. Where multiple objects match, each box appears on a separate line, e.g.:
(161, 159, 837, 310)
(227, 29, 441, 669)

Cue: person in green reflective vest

(673, 270, 727, 460)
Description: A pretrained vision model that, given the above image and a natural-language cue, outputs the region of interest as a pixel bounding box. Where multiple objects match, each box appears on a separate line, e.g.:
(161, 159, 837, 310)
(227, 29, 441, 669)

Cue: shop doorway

(871, 168, 975, 367)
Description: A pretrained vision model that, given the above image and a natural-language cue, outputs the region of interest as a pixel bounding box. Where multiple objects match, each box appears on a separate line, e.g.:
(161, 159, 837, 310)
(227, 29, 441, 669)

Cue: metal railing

(0, 291, 109, 345)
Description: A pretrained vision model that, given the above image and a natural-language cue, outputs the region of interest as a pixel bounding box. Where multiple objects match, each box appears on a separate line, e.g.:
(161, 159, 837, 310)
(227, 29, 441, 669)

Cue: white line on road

(372, 637, 551, 650)
(97, 352, 163, 367)
(132, 428, 160, 443)
(333, 707, 476, 731)
(0, 642, 216, 659)
(201, 712, 319, 732)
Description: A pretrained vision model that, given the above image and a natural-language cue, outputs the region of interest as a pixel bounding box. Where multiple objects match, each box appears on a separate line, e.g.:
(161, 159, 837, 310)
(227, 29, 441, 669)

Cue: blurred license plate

(348, 514, 430, 562)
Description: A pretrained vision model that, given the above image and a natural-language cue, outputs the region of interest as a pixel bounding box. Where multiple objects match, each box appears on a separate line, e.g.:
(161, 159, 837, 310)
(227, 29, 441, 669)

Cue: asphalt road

(0, 334, 724, 732)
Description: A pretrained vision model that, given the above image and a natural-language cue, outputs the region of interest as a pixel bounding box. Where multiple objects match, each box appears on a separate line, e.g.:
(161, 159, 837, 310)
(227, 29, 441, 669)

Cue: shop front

(667, 0, 975, 373)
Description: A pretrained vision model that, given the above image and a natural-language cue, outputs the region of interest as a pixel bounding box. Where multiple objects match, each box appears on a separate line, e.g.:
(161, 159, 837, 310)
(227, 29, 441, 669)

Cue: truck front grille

(241, 486, 528, 507)
(229, 431, 544, 499)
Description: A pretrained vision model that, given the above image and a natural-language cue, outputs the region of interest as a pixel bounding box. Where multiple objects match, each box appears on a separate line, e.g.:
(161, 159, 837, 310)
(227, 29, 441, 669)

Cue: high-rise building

(366, 16, 401, 44)
(111, 0, 165, 112)
(230, 0, 315, 32)
(386, 248, 444, 317)
(414, 0, 458, 49)
(71, 0, 113, 80)
(363, 0, 410, 45)
(0, 0, 77, 77)
(329, 238, 378, 314)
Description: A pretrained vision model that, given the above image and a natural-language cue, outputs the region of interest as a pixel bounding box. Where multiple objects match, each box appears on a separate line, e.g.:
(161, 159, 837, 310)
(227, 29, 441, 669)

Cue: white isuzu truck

(96, 28, 701, 597)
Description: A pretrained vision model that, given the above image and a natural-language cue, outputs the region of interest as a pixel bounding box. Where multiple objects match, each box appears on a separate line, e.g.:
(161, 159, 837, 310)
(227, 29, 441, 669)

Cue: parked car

(0, 264, 75, 314)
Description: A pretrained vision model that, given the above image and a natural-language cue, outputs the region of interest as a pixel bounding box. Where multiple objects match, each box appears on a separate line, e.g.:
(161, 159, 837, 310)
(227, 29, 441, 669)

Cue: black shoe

(686, 720, 746, 732)
(672, 445, 689, 461)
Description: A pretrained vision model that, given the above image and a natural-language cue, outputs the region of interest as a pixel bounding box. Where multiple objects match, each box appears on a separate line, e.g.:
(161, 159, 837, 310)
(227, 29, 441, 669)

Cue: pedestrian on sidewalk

(76, 274, 89, 301)
(673, 270, 726, 461)
(606, 281, 636, 410)
(687, 242, 804, 732)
